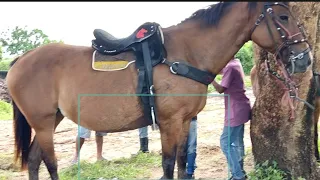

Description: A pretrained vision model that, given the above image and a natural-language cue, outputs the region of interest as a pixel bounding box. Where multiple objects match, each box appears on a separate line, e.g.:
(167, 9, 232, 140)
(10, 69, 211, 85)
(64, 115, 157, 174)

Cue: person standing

(71, 126, 107, 164)
(138, 126, 149, 153)
(212, 57, 251, 180)
(185, 116, 198, 179)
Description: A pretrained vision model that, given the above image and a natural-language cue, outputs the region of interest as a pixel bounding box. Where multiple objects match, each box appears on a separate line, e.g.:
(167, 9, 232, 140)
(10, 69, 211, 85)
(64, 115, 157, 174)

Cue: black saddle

(92, 22, 163, 56)
(90, 22, 215, 131)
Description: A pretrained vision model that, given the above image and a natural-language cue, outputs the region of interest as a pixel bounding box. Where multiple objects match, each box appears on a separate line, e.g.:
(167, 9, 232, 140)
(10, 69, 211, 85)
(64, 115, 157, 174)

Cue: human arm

(212, 67, 233, 94)
(211, 80, 226, 94)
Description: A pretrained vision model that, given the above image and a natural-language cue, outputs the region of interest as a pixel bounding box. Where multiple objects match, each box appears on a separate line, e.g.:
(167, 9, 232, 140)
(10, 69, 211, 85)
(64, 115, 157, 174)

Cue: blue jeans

(220, 124, 245, 179)
(186, 116, 197, 175)
(139, 126, 148, 138)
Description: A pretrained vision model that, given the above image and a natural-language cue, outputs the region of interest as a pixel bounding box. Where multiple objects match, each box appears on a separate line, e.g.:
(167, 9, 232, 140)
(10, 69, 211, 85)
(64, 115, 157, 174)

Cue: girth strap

(141, 41, 158, 130)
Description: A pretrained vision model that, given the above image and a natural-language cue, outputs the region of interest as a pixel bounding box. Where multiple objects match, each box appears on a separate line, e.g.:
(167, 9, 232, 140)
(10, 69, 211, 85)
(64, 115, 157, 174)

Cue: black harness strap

(163, 60, 216, 85)
(141, 41, 158, 129)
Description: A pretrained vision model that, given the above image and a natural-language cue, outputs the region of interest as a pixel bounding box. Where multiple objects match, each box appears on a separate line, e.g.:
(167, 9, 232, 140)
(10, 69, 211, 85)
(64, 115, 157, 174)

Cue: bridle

(250, 2, 314, 120)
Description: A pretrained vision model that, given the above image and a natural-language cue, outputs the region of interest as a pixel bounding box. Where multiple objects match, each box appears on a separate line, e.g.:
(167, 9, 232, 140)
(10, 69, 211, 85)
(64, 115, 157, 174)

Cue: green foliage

(235, 41, 254, 75)
(0, 101, 13, 120)
(248, 160, 287, 180)
(0, 45, 2, 61)
(0, 60, 11, 71)
(59, 152, 161, 180)
(0, 26, 64, 56)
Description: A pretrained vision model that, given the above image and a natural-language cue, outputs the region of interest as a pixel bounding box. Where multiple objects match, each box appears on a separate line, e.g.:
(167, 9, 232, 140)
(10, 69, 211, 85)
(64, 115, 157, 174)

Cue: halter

(250, 2, 313, 120)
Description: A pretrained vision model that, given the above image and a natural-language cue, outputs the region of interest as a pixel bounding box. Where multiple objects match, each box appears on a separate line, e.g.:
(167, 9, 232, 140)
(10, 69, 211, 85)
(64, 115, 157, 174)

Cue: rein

(251, 2, 313, 120)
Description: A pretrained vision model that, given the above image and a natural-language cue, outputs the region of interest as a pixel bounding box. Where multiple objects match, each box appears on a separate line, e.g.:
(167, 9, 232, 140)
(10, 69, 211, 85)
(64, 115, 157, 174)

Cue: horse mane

(183, 2, 289, 27)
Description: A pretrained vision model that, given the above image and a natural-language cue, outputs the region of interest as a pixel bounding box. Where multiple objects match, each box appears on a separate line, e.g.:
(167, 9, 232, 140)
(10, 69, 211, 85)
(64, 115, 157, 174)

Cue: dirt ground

(0, 88, 256, 180)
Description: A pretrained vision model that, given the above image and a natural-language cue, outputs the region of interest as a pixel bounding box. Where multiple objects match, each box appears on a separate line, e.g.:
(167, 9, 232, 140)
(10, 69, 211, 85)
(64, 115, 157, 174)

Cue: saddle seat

(92, 22, 163, 56)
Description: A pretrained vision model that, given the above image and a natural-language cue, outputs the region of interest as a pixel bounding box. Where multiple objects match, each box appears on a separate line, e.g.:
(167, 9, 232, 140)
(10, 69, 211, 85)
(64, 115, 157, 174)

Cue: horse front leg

(176, 119, 194, 179)
(159, 119, 181, 179)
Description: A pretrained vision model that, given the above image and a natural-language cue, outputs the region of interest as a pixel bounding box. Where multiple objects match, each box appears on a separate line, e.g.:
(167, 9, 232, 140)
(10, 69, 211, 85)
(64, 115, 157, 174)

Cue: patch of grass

(0, 153, 19, 171)
(248, 160, 287, 180)
(59, 152, 161, 180)
(245, 147, 252, 158)
(0, 101, 12, 120)
(0, 153, 21, 180)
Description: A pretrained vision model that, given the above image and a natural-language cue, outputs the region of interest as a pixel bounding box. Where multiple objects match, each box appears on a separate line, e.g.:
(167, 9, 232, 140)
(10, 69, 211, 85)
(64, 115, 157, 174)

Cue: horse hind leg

(28, 111, 64, 180)
(28, 139, 42, 180)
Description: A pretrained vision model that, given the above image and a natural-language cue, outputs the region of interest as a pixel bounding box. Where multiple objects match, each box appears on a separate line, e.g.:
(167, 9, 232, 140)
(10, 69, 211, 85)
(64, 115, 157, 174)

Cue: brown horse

(250, 65, 320, 161)
(6, 2, 312, 180)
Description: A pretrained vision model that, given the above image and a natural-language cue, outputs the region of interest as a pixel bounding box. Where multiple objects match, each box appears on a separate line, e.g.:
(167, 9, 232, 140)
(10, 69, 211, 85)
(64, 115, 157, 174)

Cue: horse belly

(63, 94, 147, 132)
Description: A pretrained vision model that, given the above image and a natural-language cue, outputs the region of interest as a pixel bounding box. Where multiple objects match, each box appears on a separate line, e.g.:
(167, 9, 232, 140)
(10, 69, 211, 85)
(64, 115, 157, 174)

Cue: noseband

(250, 2, 314, 120)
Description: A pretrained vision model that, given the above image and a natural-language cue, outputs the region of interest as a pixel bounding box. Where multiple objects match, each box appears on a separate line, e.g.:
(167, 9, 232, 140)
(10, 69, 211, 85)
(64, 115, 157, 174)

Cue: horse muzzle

(285, 47, 312, 74)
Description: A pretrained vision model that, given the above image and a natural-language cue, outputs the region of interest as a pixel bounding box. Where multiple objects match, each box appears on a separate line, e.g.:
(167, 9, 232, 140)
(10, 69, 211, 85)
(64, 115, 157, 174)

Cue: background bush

(0, 60, 11, 71)
(0, 100, 13, 120)
(235, 41, 254, 75)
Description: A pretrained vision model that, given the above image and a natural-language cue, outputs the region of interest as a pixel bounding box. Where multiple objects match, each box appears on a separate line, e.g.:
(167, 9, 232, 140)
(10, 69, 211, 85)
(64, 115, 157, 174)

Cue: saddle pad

(92, 50, 135, 71)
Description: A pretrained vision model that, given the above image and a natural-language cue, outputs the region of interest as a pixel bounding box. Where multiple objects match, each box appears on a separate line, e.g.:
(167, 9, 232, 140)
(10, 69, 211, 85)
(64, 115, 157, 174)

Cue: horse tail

(10, 50, 35, 170)
(12, 99, 31, 170)
(11, 54, 31, 170)
(10, 56, 20, 67)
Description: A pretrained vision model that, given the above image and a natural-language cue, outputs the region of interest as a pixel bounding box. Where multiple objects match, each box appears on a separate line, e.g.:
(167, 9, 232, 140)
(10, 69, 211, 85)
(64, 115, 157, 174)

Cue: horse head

(250, 2, 312, 74)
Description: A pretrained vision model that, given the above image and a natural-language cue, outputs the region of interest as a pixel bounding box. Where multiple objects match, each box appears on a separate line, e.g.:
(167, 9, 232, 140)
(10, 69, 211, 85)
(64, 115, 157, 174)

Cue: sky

(1, 2, 216, 57)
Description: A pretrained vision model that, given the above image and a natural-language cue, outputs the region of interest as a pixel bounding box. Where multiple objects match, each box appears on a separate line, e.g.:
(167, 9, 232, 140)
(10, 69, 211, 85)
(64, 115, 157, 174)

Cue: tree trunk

(250, 2, 320, 179)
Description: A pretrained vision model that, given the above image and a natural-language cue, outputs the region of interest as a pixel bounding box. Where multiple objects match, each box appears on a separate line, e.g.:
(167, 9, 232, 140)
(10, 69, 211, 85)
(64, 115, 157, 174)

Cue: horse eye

(279, 15, 289, 22)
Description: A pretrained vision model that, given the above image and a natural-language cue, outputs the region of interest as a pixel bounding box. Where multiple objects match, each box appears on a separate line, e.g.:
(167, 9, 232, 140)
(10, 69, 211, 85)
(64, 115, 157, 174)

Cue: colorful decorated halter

(250, 2, 313, 120)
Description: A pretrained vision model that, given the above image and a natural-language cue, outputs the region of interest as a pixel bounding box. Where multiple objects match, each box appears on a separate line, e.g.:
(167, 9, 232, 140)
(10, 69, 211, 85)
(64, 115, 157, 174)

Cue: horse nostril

(308, 59, 311, 65)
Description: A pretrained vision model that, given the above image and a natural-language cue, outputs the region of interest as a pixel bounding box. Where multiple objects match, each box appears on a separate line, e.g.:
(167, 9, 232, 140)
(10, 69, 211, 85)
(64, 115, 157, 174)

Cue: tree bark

(250, 2, 320, 180)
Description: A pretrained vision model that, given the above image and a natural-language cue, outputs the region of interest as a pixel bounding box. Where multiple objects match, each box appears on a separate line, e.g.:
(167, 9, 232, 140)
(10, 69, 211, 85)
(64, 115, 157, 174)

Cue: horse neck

(162, 4, 254, 75)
